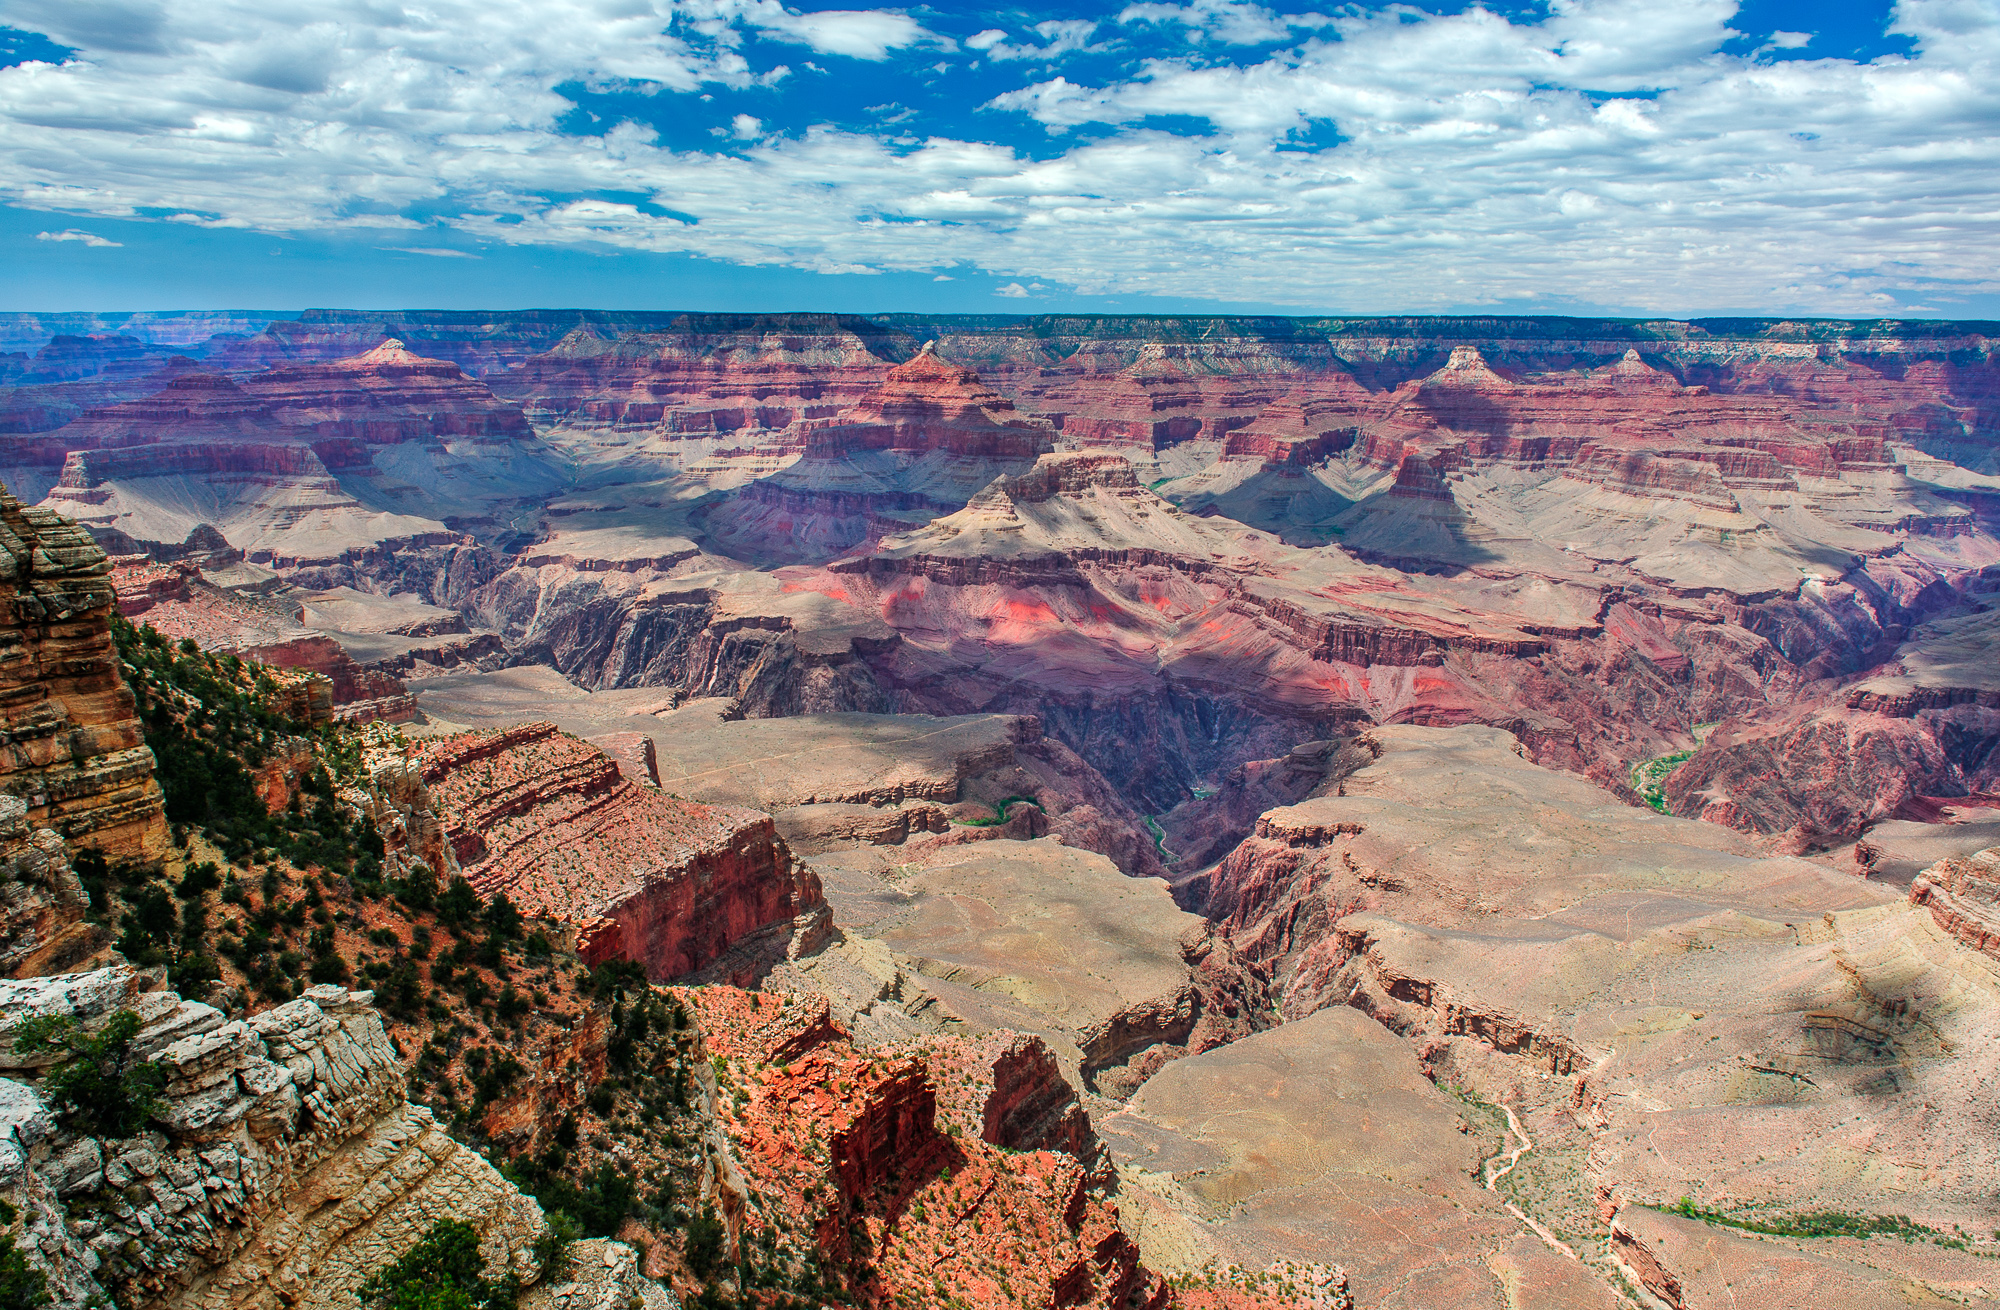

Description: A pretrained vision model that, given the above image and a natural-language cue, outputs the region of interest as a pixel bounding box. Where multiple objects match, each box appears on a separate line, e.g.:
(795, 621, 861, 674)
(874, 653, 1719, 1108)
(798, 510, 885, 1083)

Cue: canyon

(0, 308, 1998, 1307)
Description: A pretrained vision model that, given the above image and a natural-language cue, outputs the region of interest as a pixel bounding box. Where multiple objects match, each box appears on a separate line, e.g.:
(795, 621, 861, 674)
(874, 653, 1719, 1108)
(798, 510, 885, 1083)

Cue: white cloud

(390, 247, 481, 258)
(994, 281, 1031, 297)
(680, 1, 938, 59)
(1768, 30, 1813, 48)
(730, 112, 762, 139)
(966, 20, 1103, 62)
(1118, 1, 1333, 46)
(35, 229, 121, 247)
(1, 0, 1998, 312)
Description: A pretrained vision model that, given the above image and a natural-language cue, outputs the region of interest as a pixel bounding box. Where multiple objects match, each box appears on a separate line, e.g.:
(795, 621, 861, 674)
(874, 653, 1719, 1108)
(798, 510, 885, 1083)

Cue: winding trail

(1486, 1101, 1580, 1261)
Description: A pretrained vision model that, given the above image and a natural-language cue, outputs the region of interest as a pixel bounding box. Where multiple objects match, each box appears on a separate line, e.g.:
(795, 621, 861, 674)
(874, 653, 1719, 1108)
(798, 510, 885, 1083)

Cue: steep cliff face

(240, 340, 532, 447)
(483, 313, 911, 409)
(415, 722, 825, 979)
(1910, 845, 2000, 958)
(0, 492, 167, 864)
(0, 968, 548, 1310)
(684, 986, 1170, 1310)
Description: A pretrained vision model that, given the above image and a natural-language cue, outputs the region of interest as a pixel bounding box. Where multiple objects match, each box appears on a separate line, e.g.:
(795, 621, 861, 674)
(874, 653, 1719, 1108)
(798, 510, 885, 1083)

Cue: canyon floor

(4, 310, 2000, 1308)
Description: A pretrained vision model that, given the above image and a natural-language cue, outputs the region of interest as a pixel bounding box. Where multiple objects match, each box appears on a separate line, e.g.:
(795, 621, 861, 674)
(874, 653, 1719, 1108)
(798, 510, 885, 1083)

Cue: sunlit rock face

(0, 491, 167, 864)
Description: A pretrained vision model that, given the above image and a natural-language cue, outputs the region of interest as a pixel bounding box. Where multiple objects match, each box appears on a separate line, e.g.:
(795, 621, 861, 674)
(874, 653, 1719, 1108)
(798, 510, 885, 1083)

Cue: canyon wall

(0, 490, 167, 863)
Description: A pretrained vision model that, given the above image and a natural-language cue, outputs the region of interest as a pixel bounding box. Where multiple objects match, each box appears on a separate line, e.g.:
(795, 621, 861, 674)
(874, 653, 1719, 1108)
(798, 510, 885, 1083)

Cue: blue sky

(4, 0, 1997, 316)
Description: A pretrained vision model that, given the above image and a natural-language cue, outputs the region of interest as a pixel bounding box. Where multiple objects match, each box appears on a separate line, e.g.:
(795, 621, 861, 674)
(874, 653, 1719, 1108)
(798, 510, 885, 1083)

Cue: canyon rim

(7, 1, 2000, 1308)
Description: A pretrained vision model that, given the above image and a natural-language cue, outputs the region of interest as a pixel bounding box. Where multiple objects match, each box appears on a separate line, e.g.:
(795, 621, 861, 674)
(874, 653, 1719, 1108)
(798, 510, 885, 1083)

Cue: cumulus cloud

(994, 281, 1031, 297)
(1, 0, 1997, 312)
(966, 20, 1103, 62)
(36, 229, 121, 247)
(691, 1, 937, 60)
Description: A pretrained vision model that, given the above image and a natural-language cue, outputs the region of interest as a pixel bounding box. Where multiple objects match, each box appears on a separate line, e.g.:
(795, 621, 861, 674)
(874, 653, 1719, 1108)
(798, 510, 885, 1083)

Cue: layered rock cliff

(698, 342, 1057, 562)
(675, 985, 1329, 1309)
(0, 490, 167, 864)
(110, 559, 413, 724)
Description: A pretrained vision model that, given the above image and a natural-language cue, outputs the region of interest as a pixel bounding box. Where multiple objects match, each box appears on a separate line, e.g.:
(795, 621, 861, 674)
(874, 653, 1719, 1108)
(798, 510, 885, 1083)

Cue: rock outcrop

(699, 343, 1057, 561)
(239, 340, 532, 448)
(0, 796, 95, 978)
(415, 722, 825, 979)
(683, 985, 1170, 1309)
(0, 491, 167, 863)
(1910, 845, 2000, 958)
(0, 967, 548, 1310)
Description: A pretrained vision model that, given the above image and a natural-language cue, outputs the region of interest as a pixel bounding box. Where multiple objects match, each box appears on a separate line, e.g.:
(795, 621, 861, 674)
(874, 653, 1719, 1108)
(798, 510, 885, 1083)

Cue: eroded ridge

(416, 721, 826, 978)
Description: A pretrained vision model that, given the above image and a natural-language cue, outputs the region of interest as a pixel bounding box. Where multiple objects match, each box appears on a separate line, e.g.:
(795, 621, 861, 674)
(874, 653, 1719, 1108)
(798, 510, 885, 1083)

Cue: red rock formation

(490, 316, 904, 435)
(790, 342, 1056, 461)
(1219, 395, 1359, 468)
(1663, 702, 2000, 849)
(1909, 846, 2000, 958)
(699, 344, 1058, 562)
(684, 986, 1168, 1310)
(585, 730, 660, 786)
(1028, 340, 1352, 452)
(416, 723, 823, 979)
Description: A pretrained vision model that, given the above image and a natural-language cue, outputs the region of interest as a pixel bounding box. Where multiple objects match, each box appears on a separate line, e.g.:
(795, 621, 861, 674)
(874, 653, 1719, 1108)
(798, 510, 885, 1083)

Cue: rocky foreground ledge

(0, 967, 546, 1310)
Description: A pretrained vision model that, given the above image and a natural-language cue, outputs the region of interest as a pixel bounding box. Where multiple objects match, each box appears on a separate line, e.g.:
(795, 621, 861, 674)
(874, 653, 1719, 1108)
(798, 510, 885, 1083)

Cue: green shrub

(12, 1010, 164, 1138)
(484, 893, 521, 941)
(532, 1212, 581, 1279)
(437, 881, 482, 928)
(684, 1204, 727, 1277)
(357, 1219, 515, 1310)
(0, 1225, 50, 1310)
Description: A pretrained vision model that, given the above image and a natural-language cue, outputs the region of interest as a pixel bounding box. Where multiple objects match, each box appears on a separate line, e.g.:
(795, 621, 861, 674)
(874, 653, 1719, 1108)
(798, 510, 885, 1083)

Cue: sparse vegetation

(11, 1009, 165, 1138)
(114, 616, 385, 880)
(0, 1199, 50, 1310)
(1630, 749, 1693, 814)
(1666, 1197, 1968, 1247)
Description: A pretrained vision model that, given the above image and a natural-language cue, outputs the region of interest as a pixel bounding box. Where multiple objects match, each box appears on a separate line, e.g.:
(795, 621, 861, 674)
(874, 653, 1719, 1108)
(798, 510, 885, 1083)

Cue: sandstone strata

(684, 986, 1260, 1309)
(0, 968, 548, 1310)
(0, 491, 166, 862)
(1910, 844, 2000, 957)
(0, 796, 95, 979)
(698, 341, 1056, 561)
